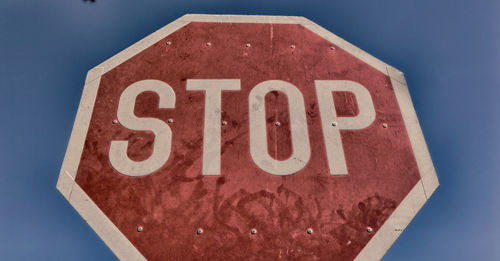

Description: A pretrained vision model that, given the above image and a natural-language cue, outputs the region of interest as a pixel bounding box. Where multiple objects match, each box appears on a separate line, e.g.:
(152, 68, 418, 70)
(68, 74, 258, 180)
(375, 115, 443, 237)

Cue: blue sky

(1, 0, 499, 260)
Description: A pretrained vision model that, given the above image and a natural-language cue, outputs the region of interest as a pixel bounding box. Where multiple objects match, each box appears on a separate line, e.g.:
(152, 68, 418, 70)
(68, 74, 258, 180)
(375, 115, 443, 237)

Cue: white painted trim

(59, 69, 103, 180)
(57, 14, 438, 261)
(97, 19, 190, 75)
(57, 68, 147, 260)
(388, 66, 439, 199)
(355, 181, 428, 261)
(297, 17, 391, 76)
(179, 13, 303, 24)
(355, 66, 439, 261)
(57, 172, 146, 261)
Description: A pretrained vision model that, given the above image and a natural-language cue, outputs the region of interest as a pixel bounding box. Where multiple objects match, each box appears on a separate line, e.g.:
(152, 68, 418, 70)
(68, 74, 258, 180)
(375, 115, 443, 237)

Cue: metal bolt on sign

(137, 226, 143, 232)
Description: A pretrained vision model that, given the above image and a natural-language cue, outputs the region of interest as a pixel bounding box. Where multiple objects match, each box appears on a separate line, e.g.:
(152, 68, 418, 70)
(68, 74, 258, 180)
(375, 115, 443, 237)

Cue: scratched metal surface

(75, 22, 420, 260)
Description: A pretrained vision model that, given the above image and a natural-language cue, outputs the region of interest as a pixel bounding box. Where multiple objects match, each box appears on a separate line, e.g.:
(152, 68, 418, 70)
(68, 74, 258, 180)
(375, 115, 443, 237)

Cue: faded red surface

(76, 22, 421, 260)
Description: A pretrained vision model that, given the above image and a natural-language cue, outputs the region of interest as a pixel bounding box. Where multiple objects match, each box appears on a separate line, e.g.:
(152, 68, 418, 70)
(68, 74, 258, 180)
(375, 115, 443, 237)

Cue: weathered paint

(57, 14, 438, 261)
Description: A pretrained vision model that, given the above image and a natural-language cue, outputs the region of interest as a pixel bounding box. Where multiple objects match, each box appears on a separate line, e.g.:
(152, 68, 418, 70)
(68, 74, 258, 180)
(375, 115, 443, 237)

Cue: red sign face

(57, 15, 438, 261)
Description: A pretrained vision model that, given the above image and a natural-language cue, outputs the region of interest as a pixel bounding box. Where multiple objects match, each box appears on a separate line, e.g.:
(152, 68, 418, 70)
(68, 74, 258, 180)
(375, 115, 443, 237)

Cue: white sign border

(57, 14, 439, 261)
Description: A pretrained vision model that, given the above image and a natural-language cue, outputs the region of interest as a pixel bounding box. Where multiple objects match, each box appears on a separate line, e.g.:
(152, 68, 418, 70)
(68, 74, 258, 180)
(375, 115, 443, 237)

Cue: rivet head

(347, 240, 352, 245)
(307, 228, 313, 234)
(137, 226, 143, 232)
(251, 228, 257, 235)
(330, 46, 336, 50)
(222, 121, 228, 126)
(331, 122, 337, 127)
(275, 122, 281, 126)
(382, 123, 388, 128)
(290, 45, 295, 49)
(166, 41, 172, 45)
(112, 119, 118, 124)
(197, 228, 203, 235)
(246, 43, 251, 47)
(167, 118, 173, 124)
(206, 42, 211, 46)
(367, 227, 373, 233)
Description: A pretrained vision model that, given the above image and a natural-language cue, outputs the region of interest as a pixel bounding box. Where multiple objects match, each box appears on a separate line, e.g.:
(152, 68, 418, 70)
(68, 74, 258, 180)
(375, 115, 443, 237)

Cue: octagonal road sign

(57, 14, 439, 261)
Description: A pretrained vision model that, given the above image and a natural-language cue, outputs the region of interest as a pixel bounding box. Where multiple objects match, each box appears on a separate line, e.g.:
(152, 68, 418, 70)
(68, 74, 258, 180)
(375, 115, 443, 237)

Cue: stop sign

(57, 14, 438, 260)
